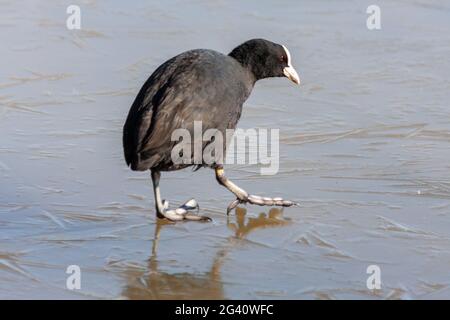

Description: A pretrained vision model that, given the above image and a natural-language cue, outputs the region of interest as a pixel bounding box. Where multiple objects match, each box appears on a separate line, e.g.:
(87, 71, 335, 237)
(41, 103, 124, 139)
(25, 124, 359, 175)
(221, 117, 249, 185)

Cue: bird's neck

(228, 49, 265, 82)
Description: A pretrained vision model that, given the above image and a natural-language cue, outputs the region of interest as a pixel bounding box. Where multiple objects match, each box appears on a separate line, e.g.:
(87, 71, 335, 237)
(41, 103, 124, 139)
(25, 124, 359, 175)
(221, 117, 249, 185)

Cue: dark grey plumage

(123, 49, 254, 172)
(123, 39, 300, 221)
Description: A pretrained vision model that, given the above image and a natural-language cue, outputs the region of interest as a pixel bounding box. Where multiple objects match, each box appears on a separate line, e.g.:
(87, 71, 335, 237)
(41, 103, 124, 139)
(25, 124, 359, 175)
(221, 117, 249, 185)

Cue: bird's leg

(151, 170, 168, 219)
(151, 170, 211, 222)
(214, 166, 298, 215)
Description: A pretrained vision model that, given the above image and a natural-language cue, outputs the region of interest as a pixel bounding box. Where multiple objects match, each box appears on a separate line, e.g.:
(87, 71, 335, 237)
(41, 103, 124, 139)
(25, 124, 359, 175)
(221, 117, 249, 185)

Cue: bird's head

(229, 38, 300, 85)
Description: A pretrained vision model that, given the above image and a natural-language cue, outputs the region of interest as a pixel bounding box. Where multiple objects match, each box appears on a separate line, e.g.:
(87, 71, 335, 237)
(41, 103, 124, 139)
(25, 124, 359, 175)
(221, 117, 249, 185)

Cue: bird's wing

(122, 57, 171, 167)
(123, 50, 247, 169)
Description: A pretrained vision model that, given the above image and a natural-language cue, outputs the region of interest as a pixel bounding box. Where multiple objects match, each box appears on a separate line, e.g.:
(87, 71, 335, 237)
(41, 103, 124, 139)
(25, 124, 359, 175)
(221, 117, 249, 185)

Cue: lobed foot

(215, 166, 298, 215)
(158, 199, 212, 222)
(227, 195, 298, 215)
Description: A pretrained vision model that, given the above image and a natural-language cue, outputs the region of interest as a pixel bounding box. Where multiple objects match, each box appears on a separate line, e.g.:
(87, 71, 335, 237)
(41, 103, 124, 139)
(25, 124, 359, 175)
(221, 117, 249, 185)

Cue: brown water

(1, 0, 450, 299)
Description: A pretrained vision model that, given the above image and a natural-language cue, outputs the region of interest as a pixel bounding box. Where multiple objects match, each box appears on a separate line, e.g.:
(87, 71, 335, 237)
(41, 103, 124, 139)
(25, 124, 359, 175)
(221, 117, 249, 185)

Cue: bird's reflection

(228, 207, 291, 239)
(121, 207, 290, 299)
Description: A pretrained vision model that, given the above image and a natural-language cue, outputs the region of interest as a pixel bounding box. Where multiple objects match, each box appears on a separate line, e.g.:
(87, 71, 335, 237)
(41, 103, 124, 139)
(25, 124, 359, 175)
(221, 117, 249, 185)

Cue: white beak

(281, 44, 300, 85)
(283, 65, 300, 85)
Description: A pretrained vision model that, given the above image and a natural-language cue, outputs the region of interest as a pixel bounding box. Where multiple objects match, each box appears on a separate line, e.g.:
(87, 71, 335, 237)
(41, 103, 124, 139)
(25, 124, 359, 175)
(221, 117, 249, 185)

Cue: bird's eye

(280, 55, 284, 62)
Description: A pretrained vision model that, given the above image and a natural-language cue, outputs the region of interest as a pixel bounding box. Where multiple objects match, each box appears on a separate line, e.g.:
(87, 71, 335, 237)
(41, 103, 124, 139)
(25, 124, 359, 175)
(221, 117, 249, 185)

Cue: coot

(123, 38, 300, 221)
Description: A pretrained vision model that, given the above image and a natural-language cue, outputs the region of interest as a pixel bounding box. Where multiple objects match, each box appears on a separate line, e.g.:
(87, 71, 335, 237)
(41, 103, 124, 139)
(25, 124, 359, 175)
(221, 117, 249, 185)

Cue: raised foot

(158, 199, 212, 222)
(226, 195, 299, 215)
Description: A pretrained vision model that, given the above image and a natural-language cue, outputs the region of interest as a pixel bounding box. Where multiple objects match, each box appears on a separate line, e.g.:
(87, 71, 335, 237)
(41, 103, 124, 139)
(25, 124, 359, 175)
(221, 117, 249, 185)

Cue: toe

(226, 199, 241, 215)
(184, 213, 212, 222)
(180, 198, 199, 212)
(163, 209, 185, 221)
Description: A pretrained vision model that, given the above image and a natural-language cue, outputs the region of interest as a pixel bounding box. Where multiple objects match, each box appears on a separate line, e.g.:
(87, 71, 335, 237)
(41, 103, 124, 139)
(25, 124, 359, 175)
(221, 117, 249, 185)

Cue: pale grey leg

(151, 170, 211, 222)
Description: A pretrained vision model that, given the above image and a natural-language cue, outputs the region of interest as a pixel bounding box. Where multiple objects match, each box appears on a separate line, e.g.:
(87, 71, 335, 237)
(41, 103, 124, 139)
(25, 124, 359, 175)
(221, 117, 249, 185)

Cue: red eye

(280, 55, 284, 62)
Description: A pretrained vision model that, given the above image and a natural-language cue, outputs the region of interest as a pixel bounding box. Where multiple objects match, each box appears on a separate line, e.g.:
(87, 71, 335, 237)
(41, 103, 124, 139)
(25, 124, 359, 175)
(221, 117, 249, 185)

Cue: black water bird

(123, 38, 300, 221)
